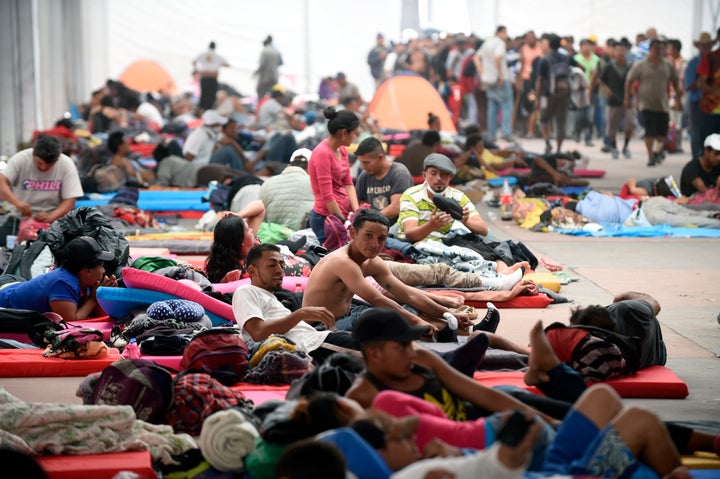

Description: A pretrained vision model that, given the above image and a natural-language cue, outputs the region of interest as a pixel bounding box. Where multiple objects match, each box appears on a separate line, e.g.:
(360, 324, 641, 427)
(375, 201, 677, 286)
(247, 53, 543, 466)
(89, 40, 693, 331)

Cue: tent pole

(303, 0, 311, 94)
(31, 0, 42, 131)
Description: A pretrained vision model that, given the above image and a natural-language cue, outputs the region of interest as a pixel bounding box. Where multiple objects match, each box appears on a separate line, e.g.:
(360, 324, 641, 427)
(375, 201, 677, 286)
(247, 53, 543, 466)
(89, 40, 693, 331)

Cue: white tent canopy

(1, 0, 717, 155)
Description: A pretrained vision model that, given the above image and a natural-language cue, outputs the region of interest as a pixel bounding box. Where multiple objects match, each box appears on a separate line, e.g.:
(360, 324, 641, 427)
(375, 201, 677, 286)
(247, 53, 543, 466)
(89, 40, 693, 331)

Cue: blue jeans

(486, 80, 514, 139)
(574, 106, 593, 143)
(309, 210, 327, 245)
(688, 101, 703, 159)
(593, 93, 608, 141)
(209, 145, 245, 171)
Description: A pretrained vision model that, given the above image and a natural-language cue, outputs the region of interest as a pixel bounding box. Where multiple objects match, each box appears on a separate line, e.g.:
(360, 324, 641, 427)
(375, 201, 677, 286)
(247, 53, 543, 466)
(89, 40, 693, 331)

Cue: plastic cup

(6, 235, 17, 250)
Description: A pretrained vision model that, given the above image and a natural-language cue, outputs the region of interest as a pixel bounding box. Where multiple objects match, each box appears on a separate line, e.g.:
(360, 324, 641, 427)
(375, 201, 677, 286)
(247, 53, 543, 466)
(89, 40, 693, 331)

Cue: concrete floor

(1, 136, 719, 424)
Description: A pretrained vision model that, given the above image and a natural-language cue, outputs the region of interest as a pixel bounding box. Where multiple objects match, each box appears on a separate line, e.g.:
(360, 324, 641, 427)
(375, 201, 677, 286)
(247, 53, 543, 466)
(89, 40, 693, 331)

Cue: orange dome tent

(367, 75, 456, 133)
(119, 59, 178, 95)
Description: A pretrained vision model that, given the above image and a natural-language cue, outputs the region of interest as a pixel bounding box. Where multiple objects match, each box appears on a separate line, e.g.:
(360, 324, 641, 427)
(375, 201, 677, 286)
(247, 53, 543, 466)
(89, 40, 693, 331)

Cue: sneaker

(611, 148, 619, 159)
(110, 326, 127, 350)
(657, 150, 666, 163)
(472, 303, 500, 334)
(622, 148, 632, 159)
(545, 141, 553, 154)
(585, 140, 595, 147)
(435, 324, 458, 343)
(600, 144, 612, 153)
(647, 154, 658, 167)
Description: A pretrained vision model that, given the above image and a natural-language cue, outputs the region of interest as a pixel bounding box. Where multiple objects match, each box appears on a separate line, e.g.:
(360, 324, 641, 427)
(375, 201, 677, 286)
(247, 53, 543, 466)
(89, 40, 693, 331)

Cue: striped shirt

(396, 183, 478, 241)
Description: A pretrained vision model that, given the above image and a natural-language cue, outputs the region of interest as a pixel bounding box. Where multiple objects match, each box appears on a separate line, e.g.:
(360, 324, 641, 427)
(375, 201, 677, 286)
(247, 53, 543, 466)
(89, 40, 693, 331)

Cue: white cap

(201, 109, 228, 126)
(704, 133, 720, 150)
(290, 148, 313, 162)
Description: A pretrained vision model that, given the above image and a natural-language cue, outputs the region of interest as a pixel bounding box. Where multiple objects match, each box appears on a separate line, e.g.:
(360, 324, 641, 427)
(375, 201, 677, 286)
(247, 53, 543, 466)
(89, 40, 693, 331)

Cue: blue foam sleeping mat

(556, 223, 720, 238)
(76, 189, 209, 211)
(96, 286, 229, 326)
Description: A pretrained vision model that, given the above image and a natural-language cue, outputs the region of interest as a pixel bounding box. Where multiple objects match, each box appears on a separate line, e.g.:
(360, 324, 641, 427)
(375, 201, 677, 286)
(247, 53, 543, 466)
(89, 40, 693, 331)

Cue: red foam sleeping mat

(230, 383, 290, 405)
(0, 348, 123, 377)
(473, 365, 688, 399)
(37, 450, 156, 479)
(428, 290, 553, 309)
(572, 168, 606, 178)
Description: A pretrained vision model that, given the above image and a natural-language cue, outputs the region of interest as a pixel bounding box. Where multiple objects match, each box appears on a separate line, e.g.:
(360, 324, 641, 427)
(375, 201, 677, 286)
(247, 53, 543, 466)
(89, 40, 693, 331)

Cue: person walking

(193, 41, 229, 111)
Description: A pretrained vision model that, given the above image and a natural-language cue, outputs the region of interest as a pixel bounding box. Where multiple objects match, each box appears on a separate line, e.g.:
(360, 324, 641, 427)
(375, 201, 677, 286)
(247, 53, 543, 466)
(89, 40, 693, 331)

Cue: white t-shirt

(232, 284, 330, 353)
(194, 50, 228, 73)
(1, 149, 84, 217)
(137, 102, 165, 128)
(479, 36, 510, 85)
(391, 445, 524, 479)
(182, 126, 219, 165)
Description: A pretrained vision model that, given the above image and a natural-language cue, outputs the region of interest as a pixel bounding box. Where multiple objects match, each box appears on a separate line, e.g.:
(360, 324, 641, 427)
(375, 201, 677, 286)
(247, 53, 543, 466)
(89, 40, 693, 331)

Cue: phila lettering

(23, 179, 62, 191)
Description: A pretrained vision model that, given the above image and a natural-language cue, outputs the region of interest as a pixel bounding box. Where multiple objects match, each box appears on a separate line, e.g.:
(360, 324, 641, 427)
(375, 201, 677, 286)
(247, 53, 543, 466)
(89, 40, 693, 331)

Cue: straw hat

(694, 32, 714, 46)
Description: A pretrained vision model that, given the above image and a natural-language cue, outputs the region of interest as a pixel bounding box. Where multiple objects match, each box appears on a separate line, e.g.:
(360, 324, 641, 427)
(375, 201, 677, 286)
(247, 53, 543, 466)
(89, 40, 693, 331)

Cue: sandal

(452, 305, 478, 320)
(539, 258, 563, 272)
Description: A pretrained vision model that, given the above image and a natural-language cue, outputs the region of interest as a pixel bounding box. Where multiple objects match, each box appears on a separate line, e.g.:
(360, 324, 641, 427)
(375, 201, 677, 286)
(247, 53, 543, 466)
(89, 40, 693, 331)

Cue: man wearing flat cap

(396, 153, 488, 243)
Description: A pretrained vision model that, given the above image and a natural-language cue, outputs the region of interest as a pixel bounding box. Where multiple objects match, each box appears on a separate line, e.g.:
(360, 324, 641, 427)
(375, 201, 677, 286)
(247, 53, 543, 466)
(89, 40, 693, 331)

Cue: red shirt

(546, 328, 590, 363)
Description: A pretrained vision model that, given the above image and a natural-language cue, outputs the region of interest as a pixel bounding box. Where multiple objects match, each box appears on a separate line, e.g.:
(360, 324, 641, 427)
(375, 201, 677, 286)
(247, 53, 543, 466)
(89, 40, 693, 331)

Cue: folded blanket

(198, 408, 259, 472)
(0, 387, 196, 463)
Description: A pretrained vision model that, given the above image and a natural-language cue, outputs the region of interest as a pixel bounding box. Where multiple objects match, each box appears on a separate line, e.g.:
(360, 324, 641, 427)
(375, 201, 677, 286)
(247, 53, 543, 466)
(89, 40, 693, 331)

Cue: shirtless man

(302, 208, 472, 334)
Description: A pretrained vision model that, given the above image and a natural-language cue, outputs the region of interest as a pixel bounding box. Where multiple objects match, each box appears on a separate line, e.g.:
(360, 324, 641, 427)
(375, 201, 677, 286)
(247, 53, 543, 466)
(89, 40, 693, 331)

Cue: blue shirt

(685, 55, 702, 103)
(0, 268, 81, 312)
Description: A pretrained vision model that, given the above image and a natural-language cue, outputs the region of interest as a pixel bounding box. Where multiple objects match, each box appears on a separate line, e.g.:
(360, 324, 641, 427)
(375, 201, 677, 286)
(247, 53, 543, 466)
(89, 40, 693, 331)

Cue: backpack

(4, 229, 55, 280)
(92, 358, 174, 424)
(179, 328, 250, 385)
(548, 55, 571, 94)
(81, 163, 128, 193)
(204, 175, 264, 212)
(0, 308, 64, 346)
(461, 54, 477, 78)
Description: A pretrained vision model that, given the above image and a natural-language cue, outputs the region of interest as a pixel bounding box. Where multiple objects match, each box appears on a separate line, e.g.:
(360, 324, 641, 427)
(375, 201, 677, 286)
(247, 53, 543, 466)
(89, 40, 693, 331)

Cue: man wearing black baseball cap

(0, 236, 117, 323)
(347, 308, 561, 425)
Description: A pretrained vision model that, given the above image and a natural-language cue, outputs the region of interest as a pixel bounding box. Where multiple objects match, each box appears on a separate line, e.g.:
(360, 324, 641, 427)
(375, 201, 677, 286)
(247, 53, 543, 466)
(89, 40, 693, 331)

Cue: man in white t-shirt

(0, 135, 84, 247)
(182, 109, 227, 166)
(479, 26, 514, 141)
(193, 41, 230, 110)
(232, 243, 360, 364)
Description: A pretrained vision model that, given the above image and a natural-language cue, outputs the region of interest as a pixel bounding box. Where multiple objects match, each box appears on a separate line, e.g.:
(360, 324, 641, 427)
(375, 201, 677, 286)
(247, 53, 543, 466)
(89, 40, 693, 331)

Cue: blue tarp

(555, 223, 720, 238)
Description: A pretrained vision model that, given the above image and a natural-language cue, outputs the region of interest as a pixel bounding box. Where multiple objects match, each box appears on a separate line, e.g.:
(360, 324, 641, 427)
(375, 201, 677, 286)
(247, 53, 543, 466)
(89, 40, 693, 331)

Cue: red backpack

(179, 328, 250, 385)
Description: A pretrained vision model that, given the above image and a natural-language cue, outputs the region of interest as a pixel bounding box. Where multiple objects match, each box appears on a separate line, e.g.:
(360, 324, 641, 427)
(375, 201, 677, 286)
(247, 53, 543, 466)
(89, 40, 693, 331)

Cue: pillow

(121, 267, 234, 322)
(214, 276, 309, 295)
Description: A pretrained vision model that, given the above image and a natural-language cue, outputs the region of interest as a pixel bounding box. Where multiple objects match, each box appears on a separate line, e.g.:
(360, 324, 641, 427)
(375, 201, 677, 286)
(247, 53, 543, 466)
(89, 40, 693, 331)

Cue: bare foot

(523, 320, 560, 386)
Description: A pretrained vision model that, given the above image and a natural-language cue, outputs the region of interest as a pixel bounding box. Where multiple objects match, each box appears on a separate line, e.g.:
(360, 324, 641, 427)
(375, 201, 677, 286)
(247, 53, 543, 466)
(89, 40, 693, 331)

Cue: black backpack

(0, 308, 64, 346)
(4, 230, 54, 280)
(548, 55, 571, 93)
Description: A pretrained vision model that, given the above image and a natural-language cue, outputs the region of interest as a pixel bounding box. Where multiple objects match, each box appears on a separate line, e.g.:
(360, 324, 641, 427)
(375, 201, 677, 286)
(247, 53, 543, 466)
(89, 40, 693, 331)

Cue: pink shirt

(520, 43, 543, 80)
(309, 139, 353, 216)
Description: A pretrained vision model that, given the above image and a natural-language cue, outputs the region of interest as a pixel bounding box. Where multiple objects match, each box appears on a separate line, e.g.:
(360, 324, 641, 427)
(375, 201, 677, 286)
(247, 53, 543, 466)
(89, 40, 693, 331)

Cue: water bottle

(500, 179, 513, 221)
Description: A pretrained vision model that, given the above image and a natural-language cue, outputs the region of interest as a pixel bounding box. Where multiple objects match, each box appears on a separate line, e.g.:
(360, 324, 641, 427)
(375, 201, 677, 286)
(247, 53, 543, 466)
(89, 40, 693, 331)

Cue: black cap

(62, 236, 114, 267)
(352, 308, 430, 344)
